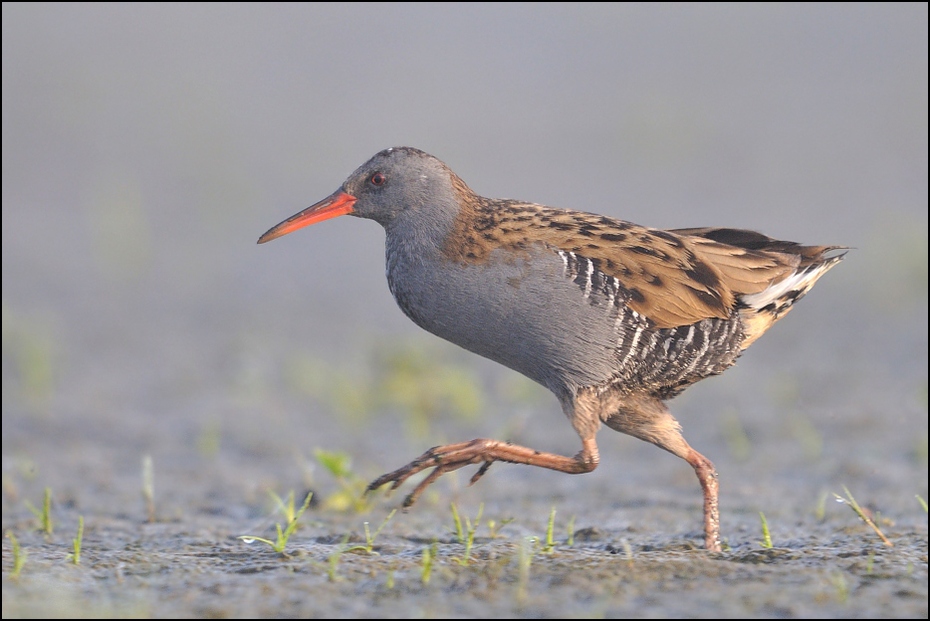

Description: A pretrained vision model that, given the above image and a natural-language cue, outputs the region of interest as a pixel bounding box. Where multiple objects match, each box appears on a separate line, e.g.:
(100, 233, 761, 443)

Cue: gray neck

(382, 182, 461, 265)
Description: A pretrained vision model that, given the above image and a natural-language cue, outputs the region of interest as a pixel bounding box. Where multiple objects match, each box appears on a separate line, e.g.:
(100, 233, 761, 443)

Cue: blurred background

(2, 4, 926, 520)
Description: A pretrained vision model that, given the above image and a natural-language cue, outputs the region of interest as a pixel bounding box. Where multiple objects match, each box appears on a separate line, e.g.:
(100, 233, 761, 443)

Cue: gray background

(3, 4, 927, 618)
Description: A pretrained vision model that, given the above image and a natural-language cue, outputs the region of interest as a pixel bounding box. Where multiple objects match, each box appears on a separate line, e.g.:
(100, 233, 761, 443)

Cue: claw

(470, 461, 493, 486)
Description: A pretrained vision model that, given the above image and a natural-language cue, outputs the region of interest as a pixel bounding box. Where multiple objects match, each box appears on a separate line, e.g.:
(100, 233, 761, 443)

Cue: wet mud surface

(3, 4, 927, 618)
(3, 321, 928, 618)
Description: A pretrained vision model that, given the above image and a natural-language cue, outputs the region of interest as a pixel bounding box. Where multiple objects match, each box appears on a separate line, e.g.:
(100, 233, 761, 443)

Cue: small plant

(346, 509, 397, 555)
(327, 534, 351, 582)
(5, 530, 26, 579)
(834, 486, 893, 547)
(566, 515, 576, 547)
(450, 502, 483, 565)
(758, 512, 773, 548)
(268, 489, 304, 525)
(540, 506, 557, 554)
(239, 491, 313, 555)
(142, 455, 155, 522)
(25, 487, 53, 535)
(421, 542, 437, 584)
(314, 449, 371, 513)
(450, 502, 465, 542)
(67, 516, 84, 565)
(917, 494, 928, 513)
(486, 516, 514, 539)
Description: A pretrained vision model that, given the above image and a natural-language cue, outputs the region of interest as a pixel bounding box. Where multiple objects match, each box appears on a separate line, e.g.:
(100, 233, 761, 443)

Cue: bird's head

(258, 147, 464, 244)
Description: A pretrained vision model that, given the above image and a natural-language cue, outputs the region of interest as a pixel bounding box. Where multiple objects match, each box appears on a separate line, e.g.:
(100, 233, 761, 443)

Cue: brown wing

(670, 227, 847, 267)
(443, 198, 807, 329)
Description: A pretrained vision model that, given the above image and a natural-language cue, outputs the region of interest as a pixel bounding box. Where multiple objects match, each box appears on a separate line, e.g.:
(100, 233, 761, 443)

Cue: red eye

(370, 172, 386, 186)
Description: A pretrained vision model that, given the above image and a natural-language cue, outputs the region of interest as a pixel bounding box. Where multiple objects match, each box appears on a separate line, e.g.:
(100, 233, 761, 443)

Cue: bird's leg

(683, 447, 719, 552)
(602, 394, 721, 552)
(366, 436, 599, 508)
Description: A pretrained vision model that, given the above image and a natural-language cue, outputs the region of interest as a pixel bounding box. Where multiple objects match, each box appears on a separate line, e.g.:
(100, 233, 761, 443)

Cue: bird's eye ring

(370, 172, 386, 187)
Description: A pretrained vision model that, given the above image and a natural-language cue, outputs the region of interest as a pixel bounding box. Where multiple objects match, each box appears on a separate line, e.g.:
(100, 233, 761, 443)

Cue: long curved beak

(257, 190, 357, 244)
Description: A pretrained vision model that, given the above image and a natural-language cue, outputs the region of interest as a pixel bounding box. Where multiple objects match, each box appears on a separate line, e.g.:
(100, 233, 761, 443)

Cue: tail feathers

(738, 250, 846, 348)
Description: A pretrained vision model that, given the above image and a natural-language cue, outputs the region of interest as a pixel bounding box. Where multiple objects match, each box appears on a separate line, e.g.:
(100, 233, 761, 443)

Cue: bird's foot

(365, 437, 598, 508)
(365, 439, 502, 508)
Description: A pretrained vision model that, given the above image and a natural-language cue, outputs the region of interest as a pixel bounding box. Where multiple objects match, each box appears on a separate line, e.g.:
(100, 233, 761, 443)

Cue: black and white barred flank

(557, 249, 745, 398)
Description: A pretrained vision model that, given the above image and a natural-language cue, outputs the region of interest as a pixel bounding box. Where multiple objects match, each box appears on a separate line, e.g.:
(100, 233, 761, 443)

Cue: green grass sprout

(758, 512, 773, 548)
(486, 516, 514, 539)
(268, 489, 303, 524)
(5, 530, 26, 579)
(421, 542, 437, 584)
(917, 494, 928, 513)
(25, 487, 53, 535)
(346, 509, 397, 554)
(450, 502, 483, 566)
(67, 516, 84, 565)
(327, 533, 351, 582)
(451, 502, 464, 542)
(833, 486, 893, 547)
(239, 491, 313, 554)
(314, 449, 371, 513)
(540, 506, 557, 553)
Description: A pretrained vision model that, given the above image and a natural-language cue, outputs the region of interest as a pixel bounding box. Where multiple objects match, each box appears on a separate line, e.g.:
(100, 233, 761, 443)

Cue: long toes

(367, 441, 497, 504)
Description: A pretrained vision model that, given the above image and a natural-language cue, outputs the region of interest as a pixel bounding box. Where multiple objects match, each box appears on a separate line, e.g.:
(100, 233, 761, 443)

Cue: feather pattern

(258, 145, 846, 552)
(442, 179, 844, 339)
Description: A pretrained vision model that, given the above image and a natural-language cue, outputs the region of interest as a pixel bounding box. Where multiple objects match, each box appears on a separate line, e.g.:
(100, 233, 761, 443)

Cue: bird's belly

(386, 245, 623, 395)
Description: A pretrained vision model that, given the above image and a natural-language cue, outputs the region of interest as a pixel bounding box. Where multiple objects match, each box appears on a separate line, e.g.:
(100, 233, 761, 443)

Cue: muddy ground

(2, 300, 927, 618)
(3, 4, 927, 618)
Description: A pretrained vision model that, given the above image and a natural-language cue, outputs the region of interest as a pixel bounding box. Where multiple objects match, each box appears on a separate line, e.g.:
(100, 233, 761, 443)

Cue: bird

(258, 146, 845, 552)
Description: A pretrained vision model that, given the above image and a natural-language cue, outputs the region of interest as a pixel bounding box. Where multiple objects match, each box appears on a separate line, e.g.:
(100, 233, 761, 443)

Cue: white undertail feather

(738, 252, 845, 349)
(741, 255, 843, 312)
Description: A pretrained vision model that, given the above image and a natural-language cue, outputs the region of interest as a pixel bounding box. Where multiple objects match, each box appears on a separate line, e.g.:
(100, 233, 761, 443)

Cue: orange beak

(257, 190, 357, 244)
